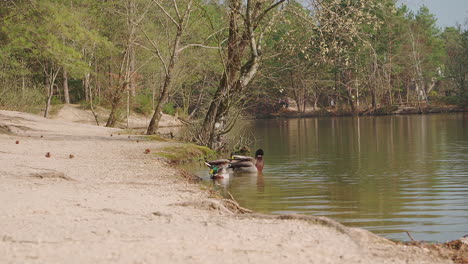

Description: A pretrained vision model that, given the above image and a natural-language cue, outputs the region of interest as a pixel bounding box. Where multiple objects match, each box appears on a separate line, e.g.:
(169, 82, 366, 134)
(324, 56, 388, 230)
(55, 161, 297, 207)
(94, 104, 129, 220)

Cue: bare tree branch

(135, 2, 152, 25)
(254, 0, 287, 30)
(130, 54, 158, 79)
(172, 0, 181, 20)
(151, 0, 180, 27)
(137, 26, 168, 75)
(177, 43, 220, 53)
(181, 0, 194, 29)
(205, 27, 228, 41)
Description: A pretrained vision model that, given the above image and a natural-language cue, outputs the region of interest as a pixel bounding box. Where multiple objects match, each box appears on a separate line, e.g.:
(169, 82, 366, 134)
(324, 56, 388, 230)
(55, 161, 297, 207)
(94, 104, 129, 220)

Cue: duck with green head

(204, 159, 231, 179)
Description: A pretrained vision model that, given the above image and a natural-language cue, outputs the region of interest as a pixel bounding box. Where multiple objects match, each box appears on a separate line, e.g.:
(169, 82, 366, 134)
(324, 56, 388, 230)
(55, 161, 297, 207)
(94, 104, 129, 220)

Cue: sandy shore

(0, 110, 451, 263)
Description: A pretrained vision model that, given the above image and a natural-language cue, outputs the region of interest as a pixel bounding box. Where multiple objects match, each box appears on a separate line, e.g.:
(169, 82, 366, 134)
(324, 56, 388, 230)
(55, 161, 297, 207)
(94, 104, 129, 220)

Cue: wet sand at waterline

(0, 109, 451, 263)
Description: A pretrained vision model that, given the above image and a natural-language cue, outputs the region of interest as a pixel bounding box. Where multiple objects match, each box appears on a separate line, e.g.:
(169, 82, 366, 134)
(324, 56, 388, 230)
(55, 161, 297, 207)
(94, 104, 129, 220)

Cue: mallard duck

(205, 149, 264, 177)
(204, 159, 231, 179)
(230, 149, 264, 173)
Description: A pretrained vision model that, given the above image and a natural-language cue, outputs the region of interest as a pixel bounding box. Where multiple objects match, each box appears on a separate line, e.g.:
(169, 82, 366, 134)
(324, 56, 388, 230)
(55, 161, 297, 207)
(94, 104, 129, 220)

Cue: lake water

(183, 113, 468, 242)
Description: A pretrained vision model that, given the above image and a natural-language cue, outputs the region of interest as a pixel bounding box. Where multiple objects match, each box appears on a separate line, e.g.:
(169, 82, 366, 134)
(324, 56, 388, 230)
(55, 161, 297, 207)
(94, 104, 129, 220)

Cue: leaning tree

(199, 0, 287, 149)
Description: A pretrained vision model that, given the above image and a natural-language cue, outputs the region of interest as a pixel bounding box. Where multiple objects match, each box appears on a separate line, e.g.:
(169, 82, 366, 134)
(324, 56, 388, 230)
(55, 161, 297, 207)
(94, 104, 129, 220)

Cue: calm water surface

(184, 113, 468, 242)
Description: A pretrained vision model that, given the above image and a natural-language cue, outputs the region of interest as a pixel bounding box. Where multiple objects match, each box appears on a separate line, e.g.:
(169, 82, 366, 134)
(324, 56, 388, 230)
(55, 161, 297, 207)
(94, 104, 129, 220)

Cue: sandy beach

(0, 109, 452, 264)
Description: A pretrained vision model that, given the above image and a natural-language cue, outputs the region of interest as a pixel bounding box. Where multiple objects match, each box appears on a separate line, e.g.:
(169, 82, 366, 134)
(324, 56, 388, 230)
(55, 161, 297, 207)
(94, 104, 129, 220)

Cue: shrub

(50, 96, 62, 105)
(162, 102, 175, 115)
(0, 86, 45, 113)
(441, 95, 468, 106)
(78, 99, 92, 110)
(133, 94, 153, 115)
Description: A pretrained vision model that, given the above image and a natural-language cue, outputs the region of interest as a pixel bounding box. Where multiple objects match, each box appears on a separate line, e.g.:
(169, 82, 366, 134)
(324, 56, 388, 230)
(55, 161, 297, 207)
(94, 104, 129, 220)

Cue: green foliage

(3, 2, 87, 75)
(144, 134, 169, 142)
(429, 90, 438, 97)
(133, 94, 154, 115)
(50, 96, 62, 105)
(442, 24, 468, 101)
(79, 100, 92, 110)
(413, 6, 445, 79)
(442, 95, 468, 106)
(0, 87, 45, 113)
(1, 0, 116, 113)
(162, 102, 176, 116)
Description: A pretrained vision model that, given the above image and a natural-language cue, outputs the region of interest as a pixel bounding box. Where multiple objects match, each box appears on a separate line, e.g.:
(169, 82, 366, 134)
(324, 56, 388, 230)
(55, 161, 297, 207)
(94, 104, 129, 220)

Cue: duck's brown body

(231, 149, 264, 173)
(205, 149, 264, 177)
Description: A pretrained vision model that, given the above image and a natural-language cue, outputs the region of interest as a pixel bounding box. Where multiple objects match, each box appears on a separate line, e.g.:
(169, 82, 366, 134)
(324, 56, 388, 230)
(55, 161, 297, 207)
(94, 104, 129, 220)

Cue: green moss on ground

(153, 144, 217, 164)
(143, 135, 170, 142)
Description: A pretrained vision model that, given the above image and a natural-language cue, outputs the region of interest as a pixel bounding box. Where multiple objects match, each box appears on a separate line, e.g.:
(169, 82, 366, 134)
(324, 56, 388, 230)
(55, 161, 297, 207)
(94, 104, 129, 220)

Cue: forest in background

(1, 0, 467, 148)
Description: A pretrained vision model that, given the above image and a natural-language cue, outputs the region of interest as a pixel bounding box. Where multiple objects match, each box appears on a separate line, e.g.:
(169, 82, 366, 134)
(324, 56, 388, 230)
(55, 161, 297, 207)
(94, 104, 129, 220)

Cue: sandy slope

(0, 110, 451, 264)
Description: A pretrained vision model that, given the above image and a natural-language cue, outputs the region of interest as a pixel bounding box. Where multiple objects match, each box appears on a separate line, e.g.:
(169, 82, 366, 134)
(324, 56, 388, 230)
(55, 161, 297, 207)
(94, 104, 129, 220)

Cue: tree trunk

(146, 0, 194, 134)
(105, 40, 133, 127)
(347, 86, 356, 113)
(146, 27, 183, 135)
(355, 78, 360, 109)
(302, 90, 307, 113)
(63, 69, 70, 104)
(86, 71, 100, 126)
(406, 80, 410, 105)
(89, 92, 100, 126)
(44, 83, 53, 118)
(371, 89, 377, 109)
(201, 79, 226, 147)
(84, 72, 91, 103)
(415, 81, 422, 112)
(44, 64, 60, 118)
(371, 56, 378, 109)
(343, 71, 356, 114)
(201, 74, 234, 148)
(106, 79, 128, 127)
(126, 90, 130, 128)
(200, 0, 277, 148)
(290, 72, 302, 113)
(129, 45, 136, 97)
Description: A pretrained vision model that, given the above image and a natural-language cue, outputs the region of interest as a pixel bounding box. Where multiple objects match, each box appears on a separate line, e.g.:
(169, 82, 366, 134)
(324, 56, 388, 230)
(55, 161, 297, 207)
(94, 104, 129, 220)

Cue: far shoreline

(255, 105, 468, 119)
